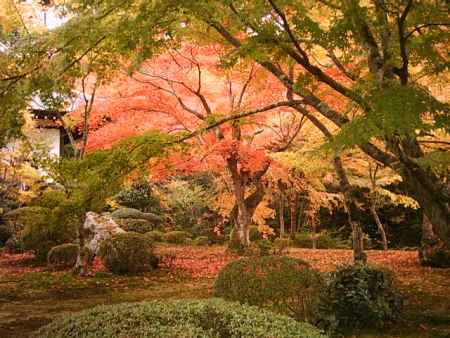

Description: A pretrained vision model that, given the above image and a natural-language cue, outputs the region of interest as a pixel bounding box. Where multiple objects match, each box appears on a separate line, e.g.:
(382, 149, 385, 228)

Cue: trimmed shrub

(214, 256, 323, 321)
(99, 232, 158, 274)
(47, 244, 79, 269)
(116, 218, 154, 233)
(193, 236, 209, 246)
(114, 180, 161, 213)
(36, 298, 326, 338)
(317, 264, 403, 331)
(111, 207, 161, 223)
(249, 225, 262, 241)
(293, 231, 348, 249)
(162, 230, 191, 244)
(254, 238, 273, 255)
(273, 237, 293, 255)
(9, 204, 78, 262)
(145, 230, 164, 242)
(4, 236, 25, 254)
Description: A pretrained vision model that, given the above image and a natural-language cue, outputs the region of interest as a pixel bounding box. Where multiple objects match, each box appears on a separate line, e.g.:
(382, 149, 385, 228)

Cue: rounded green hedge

(47, 243, 79, 269)
(36, 299, 326, 338)
(214, 256, 323, 321)
(162, 230, 191, 244)
(99, 232, 158, 274)
(317, 264, 403, 330)
(145, 230, 164, 242)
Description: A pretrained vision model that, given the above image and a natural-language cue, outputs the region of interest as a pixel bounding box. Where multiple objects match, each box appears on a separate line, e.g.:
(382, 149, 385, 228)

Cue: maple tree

(77, 45, 308, 246)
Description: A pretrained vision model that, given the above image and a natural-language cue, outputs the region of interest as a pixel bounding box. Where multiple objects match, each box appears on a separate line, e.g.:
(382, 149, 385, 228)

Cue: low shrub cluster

(99, 232, 158, 274)
(293, 231, 348, 249)
(317, 264, 403, 331)
(193, 236, 209, 246)
(214, 256, 323, 321)
(4, 236, 25, 254)
(36, 298, 326, 338)
(116, 218, 154, 233)
(162, 230, 191, 244)
(47, 243, 79, 269)
(145, 230, 164, 242)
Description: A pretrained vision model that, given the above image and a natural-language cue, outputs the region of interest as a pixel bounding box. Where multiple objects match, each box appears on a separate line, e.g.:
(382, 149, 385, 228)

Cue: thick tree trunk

(419, 214, 450, 268)
(398, 159, 450, 267)
(370, 204, 388, 250)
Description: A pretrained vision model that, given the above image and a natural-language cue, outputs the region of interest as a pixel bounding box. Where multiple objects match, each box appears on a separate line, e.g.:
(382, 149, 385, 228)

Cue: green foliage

(47, 244, 79, 269)
(36, 298, 325, 338)
(193, 236, 209, 246)
(332, 85, 447, 150)
(4, 236, 25, 254)
(17, 200, 78, 262)
(273, 237, 293, 255)
(145, 230, 164, 242)
(317, 264, 403, 331)
(249, 225, 262, 241)
(214, 256, 323, 321)
(99, 232, 158, 275)
(114, 180, 161, 213)
(116, 218, 154, 233)
(163, 179, 212, 231)
(162, 230, 191, 244)
(254, 238, 273, 256)
(293, 231, 349, 249)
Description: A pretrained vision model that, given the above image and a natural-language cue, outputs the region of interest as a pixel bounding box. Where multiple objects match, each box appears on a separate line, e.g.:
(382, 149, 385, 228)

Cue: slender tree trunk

(333, 157, 367, 264)
(311, 217, 317, 250)
(279, 194, 285, 237)
(289, 195, 298, 239)
(370, 204, 388, 250)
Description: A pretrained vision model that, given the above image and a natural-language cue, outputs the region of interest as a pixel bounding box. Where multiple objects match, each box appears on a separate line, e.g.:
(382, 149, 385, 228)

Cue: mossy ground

(0, 246, 449, 338)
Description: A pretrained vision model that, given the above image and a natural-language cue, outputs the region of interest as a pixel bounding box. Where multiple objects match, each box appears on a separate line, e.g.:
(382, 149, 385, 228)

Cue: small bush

(214, 256, 323, 321)
(293, 231, 348, 249)
(116, 218, 154, 233)
(249, 225, 262, 241)
(162, 230, 191, 244)
(317, 264, 403, 331)
(99, 232, 158, 274)
(4, 236, 25, 254)
(254, 238, 273, 255)
(47, 243, 79, 269)
(273, 237, 293, 255)
(36, 298, 326, 338)
(114, 180, 161, 213)
(193, 236, 209, 246)
(145, 230, 164, 242)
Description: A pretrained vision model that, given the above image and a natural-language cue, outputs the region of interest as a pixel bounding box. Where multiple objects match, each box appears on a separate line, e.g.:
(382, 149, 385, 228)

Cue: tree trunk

(279, 194, 285, 237)
(73, 223, 88, 276)
(370, 204, 388, 250)
(333, 157, 367, 264)
(419, 213, 450, 268)
(289, 196, 298, 239)
(398, 162, 450, 267)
